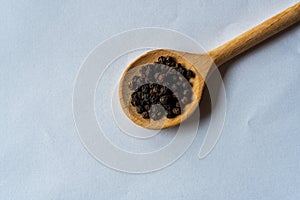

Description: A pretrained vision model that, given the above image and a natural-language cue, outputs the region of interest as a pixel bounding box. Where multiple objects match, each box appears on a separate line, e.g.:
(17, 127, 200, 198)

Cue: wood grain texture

(209, 2, 300, 66)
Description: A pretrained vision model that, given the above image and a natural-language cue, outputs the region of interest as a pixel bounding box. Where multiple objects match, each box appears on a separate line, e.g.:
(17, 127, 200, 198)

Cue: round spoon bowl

(119, 49, 209, 129)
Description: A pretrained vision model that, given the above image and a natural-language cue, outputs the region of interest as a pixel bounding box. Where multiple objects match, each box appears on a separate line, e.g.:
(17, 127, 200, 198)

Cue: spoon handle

(208, 2, 300, 66)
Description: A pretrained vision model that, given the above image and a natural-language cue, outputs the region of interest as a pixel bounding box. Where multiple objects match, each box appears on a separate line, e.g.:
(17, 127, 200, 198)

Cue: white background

(1, 0, 300, 199)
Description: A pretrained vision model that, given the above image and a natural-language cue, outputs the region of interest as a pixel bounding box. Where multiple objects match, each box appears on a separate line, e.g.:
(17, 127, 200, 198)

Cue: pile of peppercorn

(129, 56, 195, 120)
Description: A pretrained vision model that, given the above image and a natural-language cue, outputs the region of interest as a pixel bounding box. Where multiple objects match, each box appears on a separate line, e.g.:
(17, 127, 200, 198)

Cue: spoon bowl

(119, 49, 213, 129)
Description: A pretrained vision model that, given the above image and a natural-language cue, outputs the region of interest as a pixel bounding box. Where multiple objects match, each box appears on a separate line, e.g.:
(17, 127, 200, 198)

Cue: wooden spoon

(119, 2, 300, 129)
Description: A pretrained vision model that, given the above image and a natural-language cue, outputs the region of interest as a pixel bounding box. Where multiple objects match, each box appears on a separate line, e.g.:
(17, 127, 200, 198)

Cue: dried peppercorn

(172, 107, 181, 115)
(160, 86, 169, 95)
(163, 104, 172, 111)
(181, 96, 190, 105)
(158, 56, 166, 64)
(136, 106, 144, 114)
(183, 89, 191, 97)
(159, 95, 170, 105)
(186, 70, 195, 79)
(141, 84, 149, 93)
(142, 111, 150, 119)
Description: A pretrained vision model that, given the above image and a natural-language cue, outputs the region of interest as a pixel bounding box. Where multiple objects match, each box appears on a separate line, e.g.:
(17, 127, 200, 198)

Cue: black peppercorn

(183, 89, 191, 97)
(158, 56, 166, 64)
(149, 94, 158, 104)
(128, 81, 135, 90)
(160, 86, 168, 95)
(142, 112, 150, 119)
(170, 84, 177, 92)
(131, 91, 138, 99)
(131, 98, 138, 106)
(181, 96, 190, 105)
(151, 85, 160, 94)
(141, 84, 149, 93)
(137, 91, 143, 99)
(144, 104, 150, 111)
(186, 70, 195, 79)
(182, 82, 189, 89)
(142, 93, 150, 101)
(145, 67, 154, 77)
(172, 107, 181, 115)
(176, 63, 182, 68)
(136, 106, 144, 114)
(165, 56, 173, 62)
(163, 104, 172, 111)
(157, 74, 165, 83)
(177, 67, 187, 77)
(132, 75, 139, 82)
(166, 112, 175, 118)
(160, 95, 171, 105)
(154, 72, 160, 80)
(173, 92, 179, 99)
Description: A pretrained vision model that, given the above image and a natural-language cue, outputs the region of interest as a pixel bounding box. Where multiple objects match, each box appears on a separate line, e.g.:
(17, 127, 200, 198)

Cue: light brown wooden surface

(119, 2, 300, 129)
